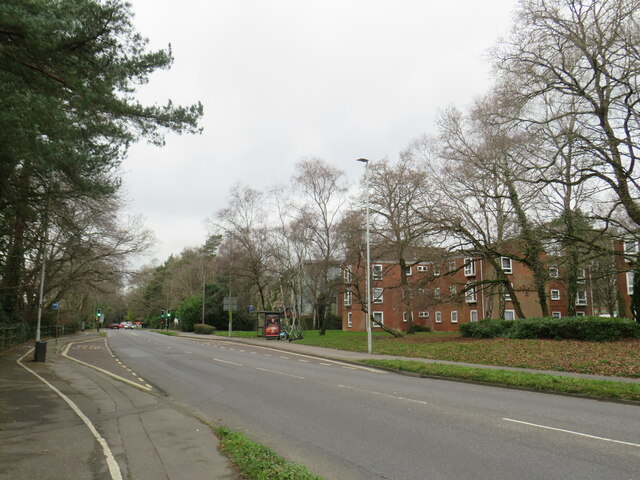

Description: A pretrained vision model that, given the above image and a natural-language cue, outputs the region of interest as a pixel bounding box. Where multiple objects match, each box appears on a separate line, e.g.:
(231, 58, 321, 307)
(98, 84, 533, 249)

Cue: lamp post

(357, 158, 372, 354)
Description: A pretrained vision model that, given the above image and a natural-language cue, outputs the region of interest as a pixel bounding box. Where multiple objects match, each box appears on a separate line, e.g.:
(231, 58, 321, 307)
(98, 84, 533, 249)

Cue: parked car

(124, 322, 133, 329)
(108, 323, 119, 329)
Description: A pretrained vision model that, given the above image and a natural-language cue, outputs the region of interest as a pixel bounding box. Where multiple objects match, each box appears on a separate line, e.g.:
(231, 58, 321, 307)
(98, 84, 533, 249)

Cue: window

(343, 289, 352, 306)
(503, 283, 513, 302)
(576, 290, 588, 306)
(550, 289, 560, 301)
(435, 311, 442, 323)
(501, 257, 513, 274)
(343, 266, 352, 283)
(624, 240, 639, 255)
(372, 264, 383, 280)
(347, 312, 352, 328)
(451, 311, 458, 323)
(627, 271, 634, 295)
(465, 283, 477, 303)
(404, 265, 412, 276)
(417, 265, 428, 272)
(372, 288, 384, 304)
(434, 287, 441, 298)
(448, 261, 457, 272)
(549, 265, 559, 278)
(419, 311, 429, 318)
(576, 311, 585, 317)
(372, 311, 384, 326)
(449, 285, 457, 295)
(433, 265, 441, 276)
(464, 258, 476, 276)
(577, 269, 586, 283)
(552, 311, 561, 318)
(504, 310, 516, 321)
(402, 311, 414, 323)
(470, 310, 478, 323)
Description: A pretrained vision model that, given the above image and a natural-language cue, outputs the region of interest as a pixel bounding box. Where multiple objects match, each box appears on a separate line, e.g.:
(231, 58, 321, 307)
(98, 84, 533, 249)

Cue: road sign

(223, 297, 237, 312)
(52, 303, 59, 310)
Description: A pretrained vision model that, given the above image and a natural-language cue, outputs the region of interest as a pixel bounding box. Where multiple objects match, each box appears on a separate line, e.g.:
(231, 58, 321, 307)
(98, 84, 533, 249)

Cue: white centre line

(502, 418, 640, 448)
(213, 358, 243, 366)
(338, 384, 431, 405)
(256, 367, 305, 380)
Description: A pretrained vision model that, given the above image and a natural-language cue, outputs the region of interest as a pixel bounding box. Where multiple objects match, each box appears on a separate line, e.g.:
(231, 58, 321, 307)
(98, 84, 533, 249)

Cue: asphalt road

(106, 330, 640, 480)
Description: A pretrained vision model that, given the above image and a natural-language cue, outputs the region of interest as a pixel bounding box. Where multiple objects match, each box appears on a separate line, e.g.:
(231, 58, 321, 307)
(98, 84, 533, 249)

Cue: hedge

(193, 323, 217, 335)
(459, 316, 640, 342)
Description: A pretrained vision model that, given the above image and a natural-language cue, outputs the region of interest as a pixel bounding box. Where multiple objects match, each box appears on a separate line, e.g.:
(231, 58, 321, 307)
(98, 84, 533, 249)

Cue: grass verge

(152, 330, 178, 336)
(216, 426, 321, 480)
(360, 359, 640, 403)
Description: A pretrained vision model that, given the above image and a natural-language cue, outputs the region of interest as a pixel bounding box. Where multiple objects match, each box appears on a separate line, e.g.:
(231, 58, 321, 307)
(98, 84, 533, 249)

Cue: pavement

(1, 330, 638, 480)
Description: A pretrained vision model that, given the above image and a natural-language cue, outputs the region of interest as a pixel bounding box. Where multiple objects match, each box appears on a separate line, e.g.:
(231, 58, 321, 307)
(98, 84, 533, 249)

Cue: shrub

(193, 323, 217, 335)
(459, 319, 513, 338)
(408, 324, 431, 333)
(460, 316, 640, 342)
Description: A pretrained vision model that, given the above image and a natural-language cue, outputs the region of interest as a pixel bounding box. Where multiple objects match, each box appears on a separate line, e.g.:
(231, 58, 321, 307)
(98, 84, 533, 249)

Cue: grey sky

(123, 0, 517, 265)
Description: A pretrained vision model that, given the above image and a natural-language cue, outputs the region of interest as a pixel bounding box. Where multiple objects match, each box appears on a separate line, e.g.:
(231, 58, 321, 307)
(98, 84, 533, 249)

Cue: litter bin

(34, 341, 47, 362)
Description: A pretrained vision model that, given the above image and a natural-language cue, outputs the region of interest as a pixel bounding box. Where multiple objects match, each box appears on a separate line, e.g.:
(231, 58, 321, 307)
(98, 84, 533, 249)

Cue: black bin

(34, 341, 47, 362)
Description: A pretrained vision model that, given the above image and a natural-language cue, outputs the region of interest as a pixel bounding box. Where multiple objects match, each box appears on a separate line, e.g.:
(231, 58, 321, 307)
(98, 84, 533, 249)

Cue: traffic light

(160, 309, 165, 317)
(167, 309, 172, 318)
(96, 308, 102, 317)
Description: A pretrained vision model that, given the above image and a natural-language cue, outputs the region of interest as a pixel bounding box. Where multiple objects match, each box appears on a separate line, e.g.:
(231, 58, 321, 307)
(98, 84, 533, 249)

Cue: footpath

(0, 332, 236, 480)
(1, 331, 638, 480)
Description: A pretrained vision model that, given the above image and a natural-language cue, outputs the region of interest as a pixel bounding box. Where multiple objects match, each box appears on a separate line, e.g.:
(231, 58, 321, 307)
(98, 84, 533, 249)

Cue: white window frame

(550, 289, 560, 301)
(451, 311, 458, 323)
(417, 265, 428, 272)
(372, 287, 384, 304)
(504, 309, 516, 321)
(465, 283, 477, 303)
(448, 261, 457, 272)
(576, 311, 585, 317)
(419, 311, 429, 318)
(404, 265, 413, 276)
(577, 269, 586, 283)
(347, 312, 352, 328)
(402, 311, 414, 323)
(434, 287, 441, 298)
(464, 258, 476, 276)
(501, 256, 513, 274)
(372, 311, 384, 326)
(624, 240, 639, 255)
(627, 271, 634, 295)
(433, 265, 441, 276)
(575, 290, 588, 306)
(551, 311, 561, 319)
(343, 289, 352, 306)
(549, 265, 559, 278)
(503, 283, 513, 302)
(343, 266, 352, 283)
(470, 310, 478, 323)
(449, 285, 457, 295)
(372, 264, 383, 280)
(435, 311, 442, 323)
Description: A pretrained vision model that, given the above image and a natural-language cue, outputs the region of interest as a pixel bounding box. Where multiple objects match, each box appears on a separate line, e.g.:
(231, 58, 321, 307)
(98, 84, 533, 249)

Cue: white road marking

(256, 367, 305, 380)
(18, 349, 123, 480)
(298, 359, 309, 363)
(213, 358, 243, 366)
(338, 385, 431, 405)
(280, 356, 290, 359)
(319, 363, 332, 366)
(502, 418, 640, 448)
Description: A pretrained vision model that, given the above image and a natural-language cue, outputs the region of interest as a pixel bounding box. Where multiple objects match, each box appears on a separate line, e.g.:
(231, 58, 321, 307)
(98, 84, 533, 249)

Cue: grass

(359, 359, 640, 403)
(297, 330, 640, 378)
(152, 330, 178, 336)
(213, 330, 259, 338)
(216, 426, 321, 480)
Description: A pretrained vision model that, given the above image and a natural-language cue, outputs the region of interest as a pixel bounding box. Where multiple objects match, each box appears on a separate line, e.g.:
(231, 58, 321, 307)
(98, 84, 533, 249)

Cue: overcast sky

(122, 0, 518, 266)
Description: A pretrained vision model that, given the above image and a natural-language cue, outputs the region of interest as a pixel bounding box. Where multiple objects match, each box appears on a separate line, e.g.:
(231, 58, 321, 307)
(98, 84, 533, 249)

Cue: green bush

(460, 316, 640, 342)
(193, 323, 217, 335)
(459, 319, 513, 338)
(408, 324, 431, 333)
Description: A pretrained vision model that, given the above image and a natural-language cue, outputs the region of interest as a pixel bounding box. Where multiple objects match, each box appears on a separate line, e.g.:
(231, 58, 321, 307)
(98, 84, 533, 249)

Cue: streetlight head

(356, 158, 369, 163)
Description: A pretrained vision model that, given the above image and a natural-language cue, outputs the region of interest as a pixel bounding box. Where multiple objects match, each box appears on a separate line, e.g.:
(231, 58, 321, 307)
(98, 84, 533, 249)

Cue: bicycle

(279, 324, 303, 342)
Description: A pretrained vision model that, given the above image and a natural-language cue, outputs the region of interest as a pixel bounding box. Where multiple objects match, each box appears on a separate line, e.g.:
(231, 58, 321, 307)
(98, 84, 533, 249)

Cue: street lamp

(357, 158, 372, 354)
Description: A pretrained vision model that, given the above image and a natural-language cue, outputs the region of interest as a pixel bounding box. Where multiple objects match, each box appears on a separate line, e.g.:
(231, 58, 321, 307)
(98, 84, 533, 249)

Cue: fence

(0, 324, 77, 353)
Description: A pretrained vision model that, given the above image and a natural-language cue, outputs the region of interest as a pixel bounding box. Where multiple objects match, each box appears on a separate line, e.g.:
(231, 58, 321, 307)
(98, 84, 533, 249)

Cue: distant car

(108, 323, 119, 329)
(124, 322, 133, 329)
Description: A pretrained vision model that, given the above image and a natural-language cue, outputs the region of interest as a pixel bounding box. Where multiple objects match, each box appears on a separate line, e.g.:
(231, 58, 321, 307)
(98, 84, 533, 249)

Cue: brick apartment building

(339, 253, 596, 333)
